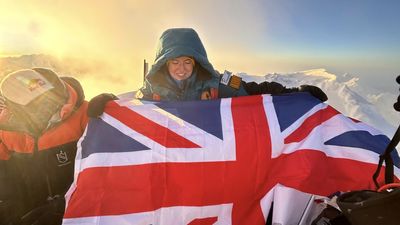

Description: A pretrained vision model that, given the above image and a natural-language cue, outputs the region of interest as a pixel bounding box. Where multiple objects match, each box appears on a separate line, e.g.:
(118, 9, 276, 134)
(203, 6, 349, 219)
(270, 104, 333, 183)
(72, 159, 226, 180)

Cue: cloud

(0, 0, 273, 94)
(0, 0, 269, 58)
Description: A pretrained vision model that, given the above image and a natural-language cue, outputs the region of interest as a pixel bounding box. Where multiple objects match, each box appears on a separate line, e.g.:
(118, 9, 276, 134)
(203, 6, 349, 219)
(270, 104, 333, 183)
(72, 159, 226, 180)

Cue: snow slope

(240, 68, 399, 136)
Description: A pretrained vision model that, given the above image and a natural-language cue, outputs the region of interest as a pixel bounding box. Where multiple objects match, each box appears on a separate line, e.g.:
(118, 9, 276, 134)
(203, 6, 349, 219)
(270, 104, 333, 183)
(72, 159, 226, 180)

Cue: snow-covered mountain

(240, 69, 399, 136)
(1, 55, 398, 137)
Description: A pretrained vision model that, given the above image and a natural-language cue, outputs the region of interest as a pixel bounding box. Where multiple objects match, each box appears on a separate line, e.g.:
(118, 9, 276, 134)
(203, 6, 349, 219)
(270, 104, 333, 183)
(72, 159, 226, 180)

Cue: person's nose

(176, 62, 185, 72)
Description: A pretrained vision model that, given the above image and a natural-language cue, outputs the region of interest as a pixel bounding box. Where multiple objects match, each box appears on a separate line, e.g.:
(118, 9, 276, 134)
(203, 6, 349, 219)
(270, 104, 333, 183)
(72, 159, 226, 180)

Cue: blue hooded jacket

(140, 28, 247, 101)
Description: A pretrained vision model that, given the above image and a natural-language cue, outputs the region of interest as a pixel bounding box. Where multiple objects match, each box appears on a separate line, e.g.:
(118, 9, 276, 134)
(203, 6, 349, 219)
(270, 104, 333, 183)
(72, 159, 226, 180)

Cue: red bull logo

(15, 76, 47, 92)
(27, 78, 46, 91)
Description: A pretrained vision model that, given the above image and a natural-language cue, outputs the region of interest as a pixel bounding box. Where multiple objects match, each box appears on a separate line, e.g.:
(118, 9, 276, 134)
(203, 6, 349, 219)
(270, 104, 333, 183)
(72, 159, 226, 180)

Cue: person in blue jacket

(88, 28, 327, 116)
(137, 28, 249, 101)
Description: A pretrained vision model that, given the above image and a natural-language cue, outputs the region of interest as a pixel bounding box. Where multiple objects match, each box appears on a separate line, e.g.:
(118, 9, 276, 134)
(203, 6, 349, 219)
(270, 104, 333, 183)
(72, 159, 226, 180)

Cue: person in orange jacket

(0, 68, 88, 225)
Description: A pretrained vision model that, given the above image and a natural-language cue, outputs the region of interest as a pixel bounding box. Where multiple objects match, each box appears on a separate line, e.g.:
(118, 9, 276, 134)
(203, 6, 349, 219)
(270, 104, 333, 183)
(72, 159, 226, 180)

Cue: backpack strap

(373, 124, 400, 189)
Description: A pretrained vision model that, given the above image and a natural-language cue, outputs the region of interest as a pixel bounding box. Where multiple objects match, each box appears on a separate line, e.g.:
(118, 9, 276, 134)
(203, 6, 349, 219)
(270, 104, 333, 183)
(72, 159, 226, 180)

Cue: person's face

(167, 56, 194, 81)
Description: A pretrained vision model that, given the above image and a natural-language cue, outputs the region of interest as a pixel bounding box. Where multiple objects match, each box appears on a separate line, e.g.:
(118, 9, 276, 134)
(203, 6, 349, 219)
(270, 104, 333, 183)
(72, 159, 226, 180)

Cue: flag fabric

(63, 93, 400, 225)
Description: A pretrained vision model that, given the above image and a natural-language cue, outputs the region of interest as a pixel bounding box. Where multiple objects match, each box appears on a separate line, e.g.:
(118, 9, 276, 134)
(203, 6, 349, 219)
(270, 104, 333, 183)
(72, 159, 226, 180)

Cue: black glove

(394, 95, 400, 112)
(243, 81, 286, 95)
(87, 93, 118, 118)
(298, 85, 328, 102)
(394, 75, 400, 111)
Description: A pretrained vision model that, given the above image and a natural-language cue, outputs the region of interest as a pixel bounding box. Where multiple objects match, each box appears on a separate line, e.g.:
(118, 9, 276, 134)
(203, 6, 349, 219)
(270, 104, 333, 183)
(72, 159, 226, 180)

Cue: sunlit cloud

(0, 0, 269, 61)
(0, 0, 271, 98)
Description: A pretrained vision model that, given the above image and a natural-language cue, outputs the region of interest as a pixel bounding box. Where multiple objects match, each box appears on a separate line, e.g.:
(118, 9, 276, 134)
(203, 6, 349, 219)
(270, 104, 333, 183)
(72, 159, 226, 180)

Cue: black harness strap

(373, 124, 400, 189)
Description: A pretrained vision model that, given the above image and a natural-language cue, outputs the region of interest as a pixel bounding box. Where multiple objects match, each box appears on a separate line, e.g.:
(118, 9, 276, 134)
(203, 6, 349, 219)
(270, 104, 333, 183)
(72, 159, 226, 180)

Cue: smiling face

(167, 56, 195, 81)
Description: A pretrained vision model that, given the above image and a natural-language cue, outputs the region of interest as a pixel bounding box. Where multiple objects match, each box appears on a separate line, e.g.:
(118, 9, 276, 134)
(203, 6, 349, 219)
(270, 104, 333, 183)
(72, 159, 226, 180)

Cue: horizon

(0, 53, 399, 101)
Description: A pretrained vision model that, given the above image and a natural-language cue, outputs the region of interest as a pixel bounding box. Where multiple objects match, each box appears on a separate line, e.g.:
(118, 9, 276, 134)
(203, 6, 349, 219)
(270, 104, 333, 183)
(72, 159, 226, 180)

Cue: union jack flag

(63, 93, 400, 225)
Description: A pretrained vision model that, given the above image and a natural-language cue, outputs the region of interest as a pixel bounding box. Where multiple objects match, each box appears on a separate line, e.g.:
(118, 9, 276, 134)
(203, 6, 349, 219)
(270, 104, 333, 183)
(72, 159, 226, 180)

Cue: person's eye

(184, 60, 192, 65)
(171, 60, 179, 64)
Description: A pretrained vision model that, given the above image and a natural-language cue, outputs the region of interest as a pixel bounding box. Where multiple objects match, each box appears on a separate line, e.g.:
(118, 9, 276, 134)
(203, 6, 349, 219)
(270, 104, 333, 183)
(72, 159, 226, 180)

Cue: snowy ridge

(240, 69, 398, 136)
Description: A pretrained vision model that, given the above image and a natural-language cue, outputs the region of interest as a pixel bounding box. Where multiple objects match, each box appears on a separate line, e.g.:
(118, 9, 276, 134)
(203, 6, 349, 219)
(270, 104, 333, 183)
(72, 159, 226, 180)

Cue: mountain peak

(300, 68, 337, 81)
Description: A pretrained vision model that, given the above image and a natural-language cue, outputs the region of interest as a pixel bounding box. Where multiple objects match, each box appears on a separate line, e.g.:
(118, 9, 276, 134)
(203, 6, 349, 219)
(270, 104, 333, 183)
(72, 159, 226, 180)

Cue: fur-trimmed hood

(145, 28, 220, 88)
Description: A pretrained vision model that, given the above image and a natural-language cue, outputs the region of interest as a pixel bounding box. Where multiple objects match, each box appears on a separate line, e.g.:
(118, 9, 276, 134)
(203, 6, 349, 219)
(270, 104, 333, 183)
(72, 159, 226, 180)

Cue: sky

(1, 0, 399, 96)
